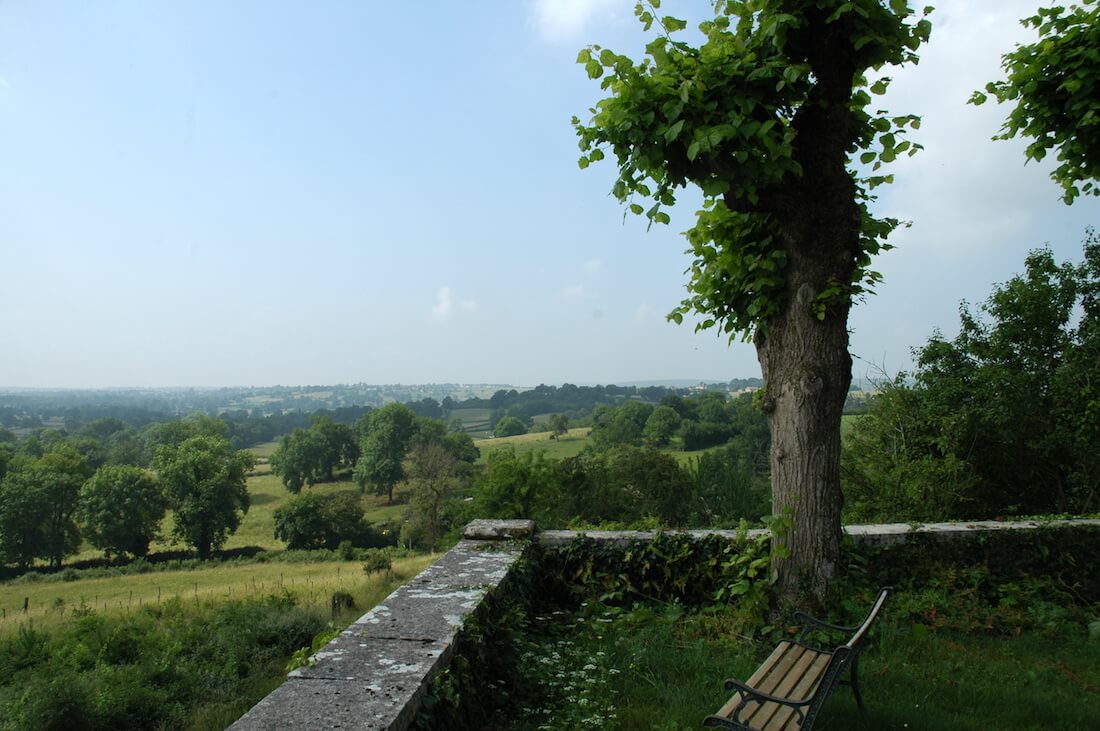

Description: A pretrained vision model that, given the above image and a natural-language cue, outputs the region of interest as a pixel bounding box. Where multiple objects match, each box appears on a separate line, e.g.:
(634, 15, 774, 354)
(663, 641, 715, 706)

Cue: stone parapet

(229, 537, 528, 731)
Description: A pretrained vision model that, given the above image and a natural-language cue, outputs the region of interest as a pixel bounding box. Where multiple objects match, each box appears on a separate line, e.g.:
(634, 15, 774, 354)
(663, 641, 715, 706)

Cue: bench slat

(717, 642, 795, 718)
(750, 646, 826, 730)
(765, 651, 832, 730)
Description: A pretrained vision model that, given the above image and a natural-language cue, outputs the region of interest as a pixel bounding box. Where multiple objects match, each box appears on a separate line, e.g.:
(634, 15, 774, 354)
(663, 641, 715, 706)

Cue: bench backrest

(801, 587, 891, 729)
(845, 586, 891, 650)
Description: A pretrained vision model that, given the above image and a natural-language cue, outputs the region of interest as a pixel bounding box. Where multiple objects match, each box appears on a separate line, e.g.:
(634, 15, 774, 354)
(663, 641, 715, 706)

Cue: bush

(274, 491, 387, 550)
(362, 549, 393, 576)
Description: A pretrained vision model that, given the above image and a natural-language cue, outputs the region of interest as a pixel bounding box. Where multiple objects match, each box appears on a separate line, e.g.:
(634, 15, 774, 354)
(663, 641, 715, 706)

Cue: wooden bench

(703, 587, 891, 731)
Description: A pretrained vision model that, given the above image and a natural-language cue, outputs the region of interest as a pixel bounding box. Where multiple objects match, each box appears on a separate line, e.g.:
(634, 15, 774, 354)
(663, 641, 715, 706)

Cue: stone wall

(229, 520, 534, 731)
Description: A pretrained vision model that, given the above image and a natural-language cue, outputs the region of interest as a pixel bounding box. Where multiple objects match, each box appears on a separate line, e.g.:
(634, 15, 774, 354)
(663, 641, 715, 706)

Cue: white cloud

(531, 0, 626, 42)
(581, 258, 602, 274)
(431, 286, 477, 321)
(562, 284, 586, 299)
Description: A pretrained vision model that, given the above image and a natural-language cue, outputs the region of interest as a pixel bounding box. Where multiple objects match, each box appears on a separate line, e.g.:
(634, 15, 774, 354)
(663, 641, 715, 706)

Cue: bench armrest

(722, 676, 813, 708)
(794, 610, 857, 636)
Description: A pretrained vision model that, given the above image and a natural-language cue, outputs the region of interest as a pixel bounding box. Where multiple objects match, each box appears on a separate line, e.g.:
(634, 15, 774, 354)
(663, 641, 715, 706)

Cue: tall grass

(0, 555, 435, 636)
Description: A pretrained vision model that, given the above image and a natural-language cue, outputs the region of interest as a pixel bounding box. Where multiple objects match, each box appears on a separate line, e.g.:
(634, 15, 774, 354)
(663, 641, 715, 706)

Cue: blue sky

(1, 1, 1097, 388)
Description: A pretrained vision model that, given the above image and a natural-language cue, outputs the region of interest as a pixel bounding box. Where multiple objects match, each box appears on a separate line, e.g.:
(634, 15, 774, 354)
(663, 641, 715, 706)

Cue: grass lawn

(507, 604, 1100, 730)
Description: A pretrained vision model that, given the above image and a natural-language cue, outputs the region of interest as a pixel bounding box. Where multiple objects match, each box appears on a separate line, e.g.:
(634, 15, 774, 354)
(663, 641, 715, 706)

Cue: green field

(475, 427, 730, 467)
(475, 428, 593, 462)
(449, 407, 494, 438)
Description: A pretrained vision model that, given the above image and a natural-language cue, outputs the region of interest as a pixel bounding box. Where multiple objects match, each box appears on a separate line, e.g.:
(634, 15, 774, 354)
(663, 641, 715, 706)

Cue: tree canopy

(79, 464, 167, 559)
(154, 435, 255, 559)
(355, 403, 417, 502)
(844, 233, 1100, 519)
(971, 0, 1100, 203)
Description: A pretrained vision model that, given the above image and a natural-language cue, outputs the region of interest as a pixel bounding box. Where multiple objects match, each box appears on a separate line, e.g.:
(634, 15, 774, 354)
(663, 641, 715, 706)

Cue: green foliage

(154, 435, 255, 559)
(404, 442, 460, 551)
(686, 444, 772, 524)
(843, 237, 1100, 520)
(270, 416, 359, 493)
(972, 0, 1100, 203)
(78, 465, 167, 559)
(0, 445, 89, 569)
(492, 416, 527, 438)
(471, 446, 557, 522)
(354, 402, 417, 502)
(272, 491, 380, 550)
(575, 1, 931, 337)
(589, 401, 653, 448)
(547, 413, 570, 440)
(0, 593, 326, 730)
(361, 548, 393, 576)
(537, 531, 773, 614)
(642, 404, 681, 446)
(834, 525, 1100, 634)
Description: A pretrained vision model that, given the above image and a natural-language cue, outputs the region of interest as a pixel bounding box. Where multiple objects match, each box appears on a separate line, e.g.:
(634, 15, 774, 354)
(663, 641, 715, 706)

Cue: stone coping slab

(347, 583, 489, 642)
(537, 519, 1100, 547)
(410, 539, 522, 588)
(463, 518, 535, 540)
(229, 675, 426, 731)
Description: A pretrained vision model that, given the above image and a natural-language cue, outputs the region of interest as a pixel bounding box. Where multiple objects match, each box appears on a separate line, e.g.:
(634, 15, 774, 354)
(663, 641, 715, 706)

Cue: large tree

(354, 402, 417, 503)
(79, 464, 167, 559)
(971, 0, 1100, 203)
(576, 0, 930, 604)
(154, 435, 254, 559)
(0, 446, 89, 569)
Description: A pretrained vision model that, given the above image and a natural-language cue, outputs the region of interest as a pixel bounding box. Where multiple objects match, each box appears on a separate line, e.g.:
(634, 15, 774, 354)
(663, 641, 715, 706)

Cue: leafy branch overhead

(971, 0, 1100, 204)
(574, 0, 931, 336)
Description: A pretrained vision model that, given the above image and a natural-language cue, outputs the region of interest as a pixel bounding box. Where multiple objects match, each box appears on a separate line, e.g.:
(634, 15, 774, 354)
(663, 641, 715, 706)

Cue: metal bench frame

(703, 587, 892, 731)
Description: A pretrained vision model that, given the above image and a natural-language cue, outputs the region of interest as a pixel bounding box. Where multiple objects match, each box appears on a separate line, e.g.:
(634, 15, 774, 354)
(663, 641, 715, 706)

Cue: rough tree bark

(753, 19, 860, 608)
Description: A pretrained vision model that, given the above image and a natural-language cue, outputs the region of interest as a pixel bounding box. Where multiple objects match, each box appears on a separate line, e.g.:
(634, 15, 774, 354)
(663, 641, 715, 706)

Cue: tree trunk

(757, 21, 860, 610)
(756, 266, 851, 611)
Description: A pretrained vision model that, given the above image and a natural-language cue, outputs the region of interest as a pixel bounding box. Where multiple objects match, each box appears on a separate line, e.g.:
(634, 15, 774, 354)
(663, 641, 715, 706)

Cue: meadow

(1, 441, 430, 635)
(474, 427, 732, 466)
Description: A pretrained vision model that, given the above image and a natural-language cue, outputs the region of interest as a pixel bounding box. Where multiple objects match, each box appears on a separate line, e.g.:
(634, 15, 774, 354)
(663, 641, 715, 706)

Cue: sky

(1, 1, 1097, 389)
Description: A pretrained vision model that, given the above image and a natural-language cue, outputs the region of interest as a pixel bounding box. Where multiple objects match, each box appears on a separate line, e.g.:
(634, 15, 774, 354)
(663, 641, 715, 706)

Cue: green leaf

(859, 151, 877, 164)
(665, 119, 686, 142)
(585, 60, 603, 79)
(578, 156, 590, 170)
(576, 49, 592, 65)
(687, 140, 701, 161)
(629, 203, 644, 215)
(662, 16, 687, 32)
(654, 211, 671, 225)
